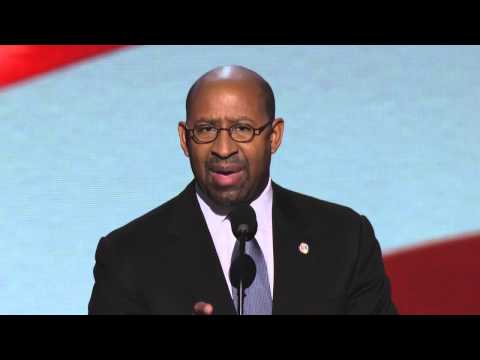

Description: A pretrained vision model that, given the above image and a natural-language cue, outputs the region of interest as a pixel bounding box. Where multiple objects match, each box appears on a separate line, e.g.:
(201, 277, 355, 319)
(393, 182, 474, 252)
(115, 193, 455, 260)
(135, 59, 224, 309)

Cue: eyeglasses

(183, 120, 273, 144)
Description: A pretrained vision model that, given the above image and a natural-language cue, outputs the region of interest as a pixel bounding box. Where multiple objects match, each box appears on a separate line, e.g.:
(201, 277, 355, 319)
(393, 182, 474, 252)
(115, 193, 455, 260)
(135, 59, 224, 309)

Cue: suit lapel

(167, 181, 236, 315)
(271, 182, 313, 315)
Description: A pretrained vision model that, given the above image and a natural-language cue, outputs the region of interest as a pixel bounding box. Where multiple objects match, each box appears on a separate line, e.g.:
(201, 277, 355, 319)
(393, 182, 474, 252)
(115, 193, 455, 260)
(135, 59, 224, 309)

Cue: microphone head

(229, 204, 257, 241)
(229, 254, 256, 289)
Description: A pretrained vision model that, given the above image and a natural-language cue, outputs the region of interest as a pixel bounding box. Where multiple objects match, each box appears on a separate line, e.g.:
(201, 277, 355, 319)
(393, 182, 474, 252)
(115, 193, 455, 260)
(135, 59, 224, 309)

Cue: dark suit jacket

(88, 181, 397, 315)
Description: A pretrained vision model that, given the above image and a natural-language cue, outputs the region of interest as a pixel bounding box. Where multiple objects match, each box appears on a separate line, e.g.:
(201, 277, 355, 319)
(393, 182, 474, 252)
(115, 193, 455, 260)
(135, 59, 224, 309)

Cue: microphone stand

(237, 233, 247, 316)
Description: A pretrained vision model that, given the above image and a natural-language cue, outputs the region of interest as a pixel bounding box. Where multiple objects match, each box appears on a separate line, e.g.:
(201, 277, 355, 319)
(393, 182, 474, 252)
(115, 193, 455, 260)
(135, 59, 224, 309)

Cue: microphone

(229, 203, 258, 242)
(229, 254, 256, 289)
(228, 204, 258, 315)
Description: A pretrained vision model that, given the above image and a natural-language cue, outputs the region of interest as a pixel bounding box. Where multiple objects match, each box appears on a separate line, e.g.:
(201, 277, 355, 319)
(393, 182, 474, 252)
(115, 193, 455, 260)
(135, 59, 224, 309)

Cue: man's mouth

(209, 166, 244, 187)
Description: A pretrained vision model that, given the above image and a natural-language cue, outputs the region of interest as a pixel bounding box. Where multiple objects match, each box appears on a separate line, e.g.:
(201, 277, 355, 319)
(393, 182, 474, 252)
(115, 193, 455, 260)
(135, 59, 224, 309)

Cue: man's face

(178, 80, 283, 207)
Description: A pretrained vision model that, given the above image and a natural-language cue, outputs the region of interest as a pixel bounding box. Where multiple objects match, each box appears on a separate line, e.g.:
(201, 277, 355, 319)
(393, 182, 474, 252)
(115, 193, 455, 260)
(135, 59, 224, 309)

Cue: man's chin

(211, 192, 244, 207)
(207, 187, 248, 208)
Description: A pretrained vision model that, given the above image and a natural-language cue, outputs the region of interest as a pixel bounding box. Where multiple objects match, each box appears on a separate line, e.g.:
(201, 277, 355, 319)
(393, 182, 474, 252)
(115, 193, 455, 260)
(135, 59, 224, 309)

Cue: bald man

(88, 65, 397, 315)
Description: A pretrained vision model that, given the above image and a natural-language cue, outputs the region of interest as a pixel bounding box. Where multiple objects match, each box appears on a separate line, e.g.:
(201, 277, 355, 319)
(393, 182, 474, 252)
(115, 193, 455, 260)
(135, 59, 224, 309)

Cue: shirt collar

(249, 178, 273, 232)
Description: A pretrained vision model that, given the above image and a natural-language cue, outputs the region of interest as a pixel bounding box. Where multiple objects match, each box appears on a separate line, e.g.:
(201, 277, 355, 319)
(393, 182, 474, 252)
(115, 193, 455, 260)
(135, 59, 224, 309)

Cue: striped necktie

(230, 238, 272, 315)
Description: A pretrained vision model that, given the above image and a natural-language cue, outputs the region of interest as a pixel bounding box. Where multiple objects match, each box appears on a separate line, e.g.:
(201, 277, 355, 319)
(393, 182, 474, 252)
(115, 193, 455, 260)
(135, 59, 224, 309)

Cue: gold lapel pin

(299, 242, 309, 255)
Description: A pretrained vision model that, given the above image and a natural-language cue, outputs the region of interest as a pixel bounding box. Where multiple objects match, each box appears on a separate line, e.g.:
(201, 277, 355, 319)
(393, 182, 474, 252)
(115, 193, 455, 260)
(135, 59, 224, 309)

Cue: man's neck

(195, 183, 232, 216)
(195, 177, 271, 217)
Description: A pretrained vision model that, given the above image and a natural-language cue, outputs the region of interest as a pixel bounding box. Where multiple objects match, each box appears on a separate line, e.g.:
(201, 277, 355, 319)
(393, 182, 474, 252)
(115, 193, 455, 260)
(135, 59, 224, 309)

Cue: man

(88, 65, 397, 315)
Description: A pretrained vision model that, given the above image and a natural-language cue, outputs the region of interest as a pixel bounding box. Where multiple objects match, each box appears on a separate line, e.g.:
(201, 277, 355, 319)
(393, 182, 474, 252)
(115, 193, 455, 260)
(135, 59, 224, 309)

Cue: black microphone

(229, 254, 256, 289)
(229, 203, 257, 241)
(228, 204, 258, 315)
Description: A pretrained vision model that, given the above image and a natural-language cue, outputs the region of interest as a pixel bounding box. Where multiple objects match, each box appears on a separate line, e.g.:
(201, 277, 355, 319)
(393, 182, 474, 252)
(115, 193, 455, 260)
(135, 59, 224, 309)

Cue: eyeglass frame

(182, 120, 274, 144)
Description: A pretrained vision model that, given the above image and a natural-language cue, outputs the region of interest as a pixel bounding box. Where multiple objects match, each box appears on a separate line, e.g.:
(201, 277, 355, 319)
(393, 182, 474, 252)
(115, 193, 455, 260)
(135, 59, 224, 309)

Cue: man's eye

(234, 125, 252, 133)
(197, 126, 215, 133)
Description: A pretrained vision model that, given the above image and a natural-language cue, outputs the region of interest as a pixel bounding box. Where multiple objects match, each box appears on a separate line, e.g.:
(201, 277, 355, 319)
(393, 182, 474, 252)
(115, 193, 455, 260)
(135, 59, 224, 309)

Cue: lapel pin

(299, 242, 309, 255)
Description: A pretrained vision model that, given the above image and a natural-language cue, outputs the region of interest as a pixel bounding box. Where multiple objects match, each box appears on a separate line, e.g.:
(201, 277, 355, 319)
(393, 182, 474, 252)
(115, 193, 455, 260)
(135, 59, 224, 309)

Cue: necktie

(230, 238, 272, 315)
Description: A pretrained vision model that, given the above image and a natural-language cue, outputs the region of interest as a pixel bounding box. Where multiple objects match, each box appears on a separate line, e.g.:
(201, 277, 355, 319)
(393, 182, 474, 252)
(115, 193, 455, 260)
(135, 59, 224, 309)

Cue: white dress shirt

(196, 178, 274, 298)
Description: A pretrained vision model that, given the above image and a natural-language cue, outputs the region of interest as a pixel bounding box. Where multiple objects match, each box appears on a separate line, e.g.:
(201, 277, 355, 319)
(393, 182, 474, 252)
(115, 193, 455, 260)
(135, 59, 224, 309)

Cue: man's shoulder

(97, 184, 191, 254)
(107, 194, 179, 239)
(273, 182, 363, 225)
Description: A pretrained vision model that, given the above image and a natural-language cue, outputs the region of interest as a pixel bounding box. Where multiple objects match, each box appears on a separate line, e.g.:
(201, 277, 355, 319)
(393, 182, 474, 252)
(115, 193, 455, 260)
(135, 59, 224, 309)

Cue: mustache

(206, 155, 247, 173)
(207, 154, 245, 166)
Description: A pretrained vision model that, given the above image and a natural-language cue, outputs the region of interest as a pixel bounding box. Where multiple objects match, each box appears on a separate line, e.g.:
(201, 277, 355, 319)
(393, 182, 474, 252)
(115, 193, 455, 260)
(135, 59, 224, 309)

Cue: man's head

(178, 65, 284, 208)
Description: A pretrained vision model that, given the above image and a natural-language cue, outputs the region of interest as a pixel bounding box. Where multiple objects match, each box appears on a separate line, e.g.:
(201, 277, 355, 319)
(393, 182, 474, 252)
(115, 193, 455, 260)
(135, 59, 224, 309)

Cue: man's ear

(270, 118, 284, 154)
(178, 121, 190, 157)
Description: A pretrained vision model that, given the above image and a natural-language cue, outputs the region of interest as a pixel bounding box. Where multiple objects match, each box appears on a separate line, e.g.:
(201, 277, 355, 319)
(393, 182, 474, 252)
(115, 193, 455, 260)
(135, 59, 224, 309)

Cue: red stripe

(384, 232, 480, 314)
(0, 45, 127, 88)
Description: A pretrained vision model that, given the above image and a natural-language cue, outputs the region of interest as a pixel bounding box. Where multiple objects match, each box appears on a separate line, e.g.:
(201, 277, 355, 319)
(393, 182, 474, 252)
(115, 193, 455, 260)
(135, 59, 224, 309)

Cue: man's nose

(210, 129, 238, 159)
